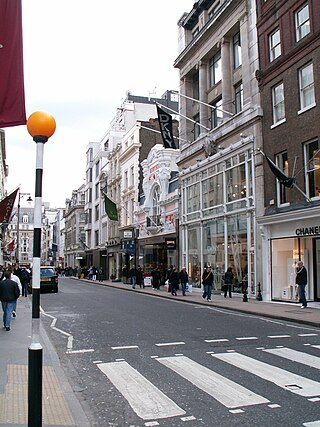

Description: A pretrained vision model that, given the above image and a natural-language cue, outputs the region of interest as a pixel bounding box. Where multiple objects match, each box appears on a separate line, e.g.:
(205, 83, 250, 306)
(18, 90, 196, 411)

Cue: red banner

(0, 189, 18, 224)
(0, 0, 26, 127)
(7, 240, 15, 252)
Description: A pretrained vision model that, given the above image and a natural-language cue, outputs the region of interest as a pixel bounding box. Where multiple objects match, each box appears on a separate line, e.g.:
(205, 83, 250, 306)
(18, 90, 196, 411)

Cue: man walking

(296, 260, 308, 309)
(0, 271, 20, 331)
(202, 266, 214, 302)
(179, 267, 189, 296)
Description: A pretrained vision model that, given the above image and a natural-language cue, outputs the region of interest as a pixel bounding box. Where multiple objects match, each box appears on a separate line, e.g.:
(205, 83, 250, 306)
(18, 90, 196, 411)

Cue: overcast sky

(4, 0, 195, 207)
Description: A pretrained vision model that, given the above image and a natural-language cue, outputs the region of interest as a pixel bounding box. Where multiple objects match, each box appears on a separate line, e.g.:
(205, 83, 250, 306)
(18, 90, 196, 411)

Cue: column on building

(199, 59, 208, 134)
(221, 37, 233, 117)
(179, 76, 188, 145)
(239, 14, 251, 107)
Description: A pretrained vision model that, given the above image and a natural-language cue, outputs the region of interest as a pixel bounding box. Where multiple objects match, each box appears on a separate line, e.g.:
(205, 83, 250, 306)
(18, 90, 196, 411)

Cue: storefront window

(227, 212, 248, 288)
(271, 237, 308, 300)
(188, 224, 201, 287)
(203, 219, 224, 291)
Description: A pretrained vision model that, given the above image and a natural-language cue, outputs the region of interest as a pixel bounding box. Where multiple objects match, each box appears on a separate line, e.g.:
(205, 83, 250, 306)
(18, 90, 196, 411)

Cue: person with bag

(224, 267, 233, 298)
(202, 266, 214, 302)
(179, 267, 189, 296)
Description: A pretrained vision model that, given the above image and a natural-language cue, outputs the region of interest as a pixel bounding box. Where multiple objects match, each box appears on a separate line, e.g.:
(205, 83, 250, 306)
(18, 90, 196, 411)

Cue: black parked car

(28, 266, 58, 293)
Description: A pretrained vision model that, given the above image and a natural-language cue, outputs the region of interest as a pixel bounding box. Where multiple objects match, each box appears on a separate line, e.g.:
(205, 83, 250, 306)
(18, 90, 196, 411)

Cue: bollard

(256, 282, 263, 301)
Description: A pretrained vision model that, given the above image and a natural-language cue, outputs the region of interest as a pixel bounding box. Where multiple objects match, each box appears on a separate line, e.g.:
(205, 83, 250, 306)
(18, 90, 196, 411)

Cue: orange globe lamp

(27, 111, 56, 143)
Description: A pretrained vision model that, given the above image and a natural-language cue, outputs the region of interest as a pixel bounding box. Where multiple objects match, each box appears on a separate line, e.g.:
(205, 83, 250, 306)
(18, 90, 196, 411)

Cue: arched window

(22, 215, 28, 223)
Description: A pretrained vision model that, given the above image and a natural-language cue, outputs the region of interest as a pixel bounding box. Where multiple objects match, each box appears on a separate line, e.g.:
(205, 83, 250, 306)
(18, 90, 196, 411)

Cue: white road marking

(97, 361, 185, 420)
(155, 342, 185, 347)
(181, 416, 197, 421)
(111, 345, 139, 350)
(93, 360, 102, 364)
(205, 339, 229, 343)
(312, 345, 320, 350)
(267, 335, 291, 339)
(263, 347, 320, 370)
(303, 421, 320, 426)
(66, 349, 94, 354)
(213, 352, 320, 397)
(268, 404, 281, 408)
(309, 398, 320, 402)
(145, 422, 159, 426)
(299, 334, 318, 337)
(229, 409, 245, 414)
(157, 356, 269, 408)
(236, 337, 258, 341)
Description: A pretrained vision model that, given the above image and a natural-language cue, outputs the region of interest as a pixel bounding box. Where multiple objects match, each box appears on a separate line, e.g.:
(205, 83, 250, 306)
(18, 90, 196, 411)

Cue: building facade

(256, 0, 320, 302)
(175, 0, 264, 293)
(84, 91, 178, 280)
(64, 185, 86, 269)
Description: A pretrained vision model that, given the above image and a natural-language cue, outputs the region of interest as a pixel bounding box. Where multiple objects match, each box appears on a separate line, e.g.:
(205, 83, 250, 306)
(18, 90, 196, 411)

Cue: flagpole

(139, 124, 190, 144)
(169, 90, 235, 117)
(156, 102, 211, 131)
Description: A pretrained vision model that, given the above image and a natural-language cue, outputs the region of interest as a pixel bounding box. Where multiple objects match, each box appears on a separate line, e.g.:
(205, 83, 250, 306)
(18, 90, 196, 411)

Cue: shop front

(259, 207, 320, 302)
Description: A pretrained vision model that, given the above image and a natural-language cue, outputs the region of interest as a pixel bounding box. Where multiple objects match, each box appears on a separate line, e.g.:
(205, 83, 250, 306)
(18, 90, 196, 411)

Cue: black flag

(265, 156, 295, 188)
(156, 105, 176, 149)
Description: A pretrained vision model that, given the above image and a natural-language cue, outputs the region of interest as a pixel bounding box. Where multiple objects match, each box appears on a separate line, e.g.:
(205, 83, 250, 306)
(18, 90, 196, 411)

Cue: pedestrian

(151, 266, 161, 290)
(169, 267, 179, 296)
(296, 261, 308, 309)
(92, 266, 97, 280)
(166, 265, 174, 293)
(224, 267, 233, 298)
(0, 270, 20, 331)
(179, 267, 189, 296)
(98, 267, 104, 282)
(136, 265, 144, 288)
(202, 266, 214, 302)
(130, 265, 138, 289)
(20, 267, 30, 297)
(6, 268, 22, 317)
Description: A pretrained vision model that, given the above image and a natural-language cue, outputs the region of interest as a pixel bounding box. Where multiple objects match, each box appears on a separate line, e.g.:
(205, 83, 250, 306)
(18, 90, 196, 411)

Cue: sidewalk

(1, 279, 319, 426)
(0, 296, 90, 426)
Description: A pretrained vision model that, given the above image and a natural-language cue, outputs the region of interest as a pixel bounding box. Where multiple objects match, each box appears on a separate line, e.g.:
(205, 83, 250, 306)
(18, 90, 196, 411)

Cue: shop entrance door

(313, 238, 320, 301)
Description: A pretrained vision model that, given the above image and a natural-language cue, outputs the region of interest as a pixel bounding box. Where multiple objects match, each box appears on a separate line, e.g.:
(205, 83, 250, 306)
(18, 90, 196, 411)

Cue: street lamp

(15, 190, 32, 263)
(26, 111, 56, 427)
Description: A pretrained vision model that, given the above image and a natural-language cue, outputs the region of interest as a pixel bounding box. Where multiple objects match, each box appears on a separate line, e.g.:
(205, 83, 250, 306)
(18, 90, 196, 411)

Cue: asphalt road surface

(40, 277, 320, 427)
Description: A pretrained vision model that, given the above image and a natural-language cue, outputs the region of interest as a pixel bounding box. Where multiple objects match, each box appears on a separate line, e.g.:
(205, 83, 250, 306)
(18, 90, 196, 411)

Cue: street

(40, 277, 320, 427)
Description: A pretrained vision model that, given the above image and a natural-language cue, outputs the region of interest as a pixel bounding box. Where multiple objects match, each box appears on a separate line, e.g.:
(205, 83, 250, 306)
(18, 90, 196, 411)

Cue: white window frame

(269, 28, 281, 62)
(275, 152, 290, 207)
(271, 82, 286, 127)
(295, 3, 310, 42)
(304, 139, 320, 200)
(298, 62, 315, 114)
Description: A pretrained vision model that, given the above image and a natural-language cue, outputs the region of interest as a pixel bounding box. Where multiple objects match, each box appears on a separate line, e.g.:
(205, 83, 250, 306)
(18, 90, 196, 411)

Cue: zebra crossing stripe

(157, 356, 269, 408)
(97, 361, 185, 420)
(303, 421, 320, 426)
(263, 347, 320, 370)
(213, 352, 320, 397)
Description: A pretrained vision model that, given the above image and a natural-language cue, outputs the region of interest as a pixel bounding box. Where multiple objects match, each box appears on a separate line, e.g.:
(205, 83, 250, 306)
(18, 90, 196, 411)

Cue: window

(299, 63, 315, 111)
(304, 140, 320, 199)
(95, 161, 99, 178)
(295, 3, 310, 42)
(124, 170, 128, 189)
(276, 152, 289, 205)
(272, 82, 285, 125)
(209, 51, 222, 86)
(193, 72, 199, 100)
(95, 205, 99, 221)
(95, 230, 99, 247)
(269, 29, 281, 62)
(95, 183, 99, 200)
(193, 113, 200, 140)
(130, 165, 134, 187)
(233, 32, 242, 69)
(211, 97, 223, 128)
(234, 82, 243, 113)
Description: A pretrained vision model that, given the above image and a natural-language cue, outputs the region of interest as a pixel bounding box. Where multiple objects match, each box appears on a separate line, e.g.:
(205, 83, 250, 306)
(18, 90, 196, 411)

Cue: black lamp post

(26, 111, 56, 427)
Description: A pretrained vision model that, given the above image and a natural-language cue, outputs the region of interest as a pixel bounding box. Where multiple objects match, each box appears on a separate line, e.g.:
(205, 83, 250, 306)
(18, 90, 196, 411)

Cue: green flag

(104, 195, 118, 221)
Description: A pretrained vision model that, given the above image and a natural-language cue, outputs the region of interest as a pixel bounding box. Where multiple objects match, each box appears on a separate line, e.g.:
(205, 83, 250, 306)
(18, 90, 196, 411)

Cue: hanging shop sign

(165, 238, 176, 250)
